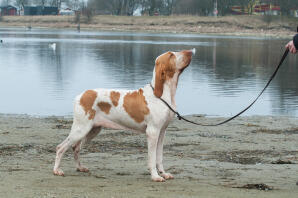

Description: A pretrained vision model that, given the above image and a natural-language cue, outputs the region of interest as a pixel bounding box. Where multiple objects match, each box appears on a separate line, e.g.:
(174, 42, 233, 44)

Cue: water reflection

(0, 28, 297, 116)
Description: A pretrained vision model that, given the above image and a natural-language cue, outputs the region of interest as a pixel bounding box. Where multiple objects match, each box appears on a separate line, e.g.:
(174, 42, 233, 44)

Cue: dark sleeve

(294, 34, 298, 50)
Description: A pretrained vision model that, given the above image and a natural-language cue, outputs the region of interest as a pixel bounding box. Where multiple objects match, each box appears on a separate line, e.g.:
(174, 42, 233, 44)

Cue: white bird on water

(49, 43, 56, 50)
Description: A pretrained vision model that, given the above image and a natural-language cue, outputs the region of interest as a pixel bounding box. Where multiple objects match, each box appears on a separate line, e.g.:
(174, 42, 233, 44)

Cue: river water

(0, 28, 297, 116)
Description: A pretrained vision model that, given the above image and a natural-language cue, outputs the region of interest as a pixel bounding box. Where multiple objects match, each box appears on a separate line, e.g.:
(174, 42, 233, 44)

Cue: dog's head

(154, 49, 195, 98)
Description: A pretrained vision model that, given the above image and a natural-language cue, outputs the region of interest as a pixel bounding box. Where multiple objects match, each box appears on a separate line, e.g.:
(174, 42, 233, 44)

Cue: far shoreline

(0, 15, 296, 39)
(0, 25, 293, 39)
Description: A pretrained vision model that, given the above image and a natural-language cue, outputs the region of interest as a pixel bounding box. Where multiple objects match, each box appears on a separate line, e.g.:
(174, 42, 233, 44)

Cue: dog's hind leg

(72, 126, 102, 172)
(85, 126, 102, 144)
(53, 121, 93, 176)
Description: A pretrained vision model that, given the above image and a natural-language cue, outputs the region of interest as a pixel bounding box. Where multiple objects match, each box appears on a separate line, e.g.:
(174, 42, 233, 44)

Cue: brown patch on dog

(154, 52, 176, 98)
(97, 102, 112, 114)
(110, 91, 120, 107)
(123, 89, 150, 123)
(80, 90, 97, 120)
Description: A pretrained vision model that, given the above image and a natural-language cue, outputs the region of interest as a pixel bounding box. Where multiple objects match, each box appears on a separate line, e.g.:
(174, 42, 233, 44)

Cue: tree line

(1, 0, 83, 10)
(2, 0, 298, 16)
(88, 0, 298, 16)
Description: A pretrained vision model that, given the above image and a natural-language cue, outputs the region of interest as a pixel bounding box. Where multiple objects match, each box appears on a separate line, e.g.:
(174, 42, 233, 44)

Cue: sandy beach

(0, 114, 298, 197)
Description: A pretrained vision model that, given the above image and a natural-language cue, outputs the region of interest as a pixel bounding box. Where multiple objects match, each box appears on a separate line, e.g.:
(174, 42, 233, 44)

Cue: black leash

(151, 48, 289, 126)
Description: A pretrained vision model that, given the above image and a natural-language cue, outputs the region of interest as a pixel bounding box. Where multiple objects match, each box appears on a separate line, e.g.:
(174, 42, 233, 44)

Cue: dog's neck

(151, 71, 179, 107)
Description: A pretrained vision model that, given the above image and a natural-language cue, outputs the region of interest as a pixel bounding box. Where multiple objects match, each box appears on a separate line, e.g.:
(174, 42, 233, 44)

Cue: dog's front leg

(156, 129, 174, 180)
(146, 126, 165, 182)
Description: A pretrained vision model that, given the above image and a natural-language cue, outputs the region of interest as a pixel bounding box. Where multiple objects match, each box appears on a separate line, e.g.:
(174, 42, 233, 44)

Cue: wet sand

(0, 114, 298, 197)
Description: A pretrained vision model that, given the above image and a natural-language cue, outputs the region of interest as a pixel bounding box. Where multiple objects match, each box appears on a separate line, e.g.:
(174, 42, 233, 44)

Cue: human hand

(285, 40, 297, 54)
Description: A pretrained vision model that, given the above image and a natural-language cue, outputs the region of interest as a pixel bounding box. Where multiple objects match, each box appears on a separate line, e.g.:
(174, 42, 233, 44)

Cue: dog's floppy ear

(154, 62, 166, 98)
(154, 52, 176, 98)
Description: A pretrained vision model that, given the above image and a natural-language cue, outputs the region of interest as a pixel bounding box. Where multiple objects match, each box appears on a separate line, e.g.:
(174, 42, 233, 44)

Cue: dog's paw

(53, 169, 64, 176)
(76, 167, 89, 173)
(161, 173, 174, 180)
(152, 176, 165, 182)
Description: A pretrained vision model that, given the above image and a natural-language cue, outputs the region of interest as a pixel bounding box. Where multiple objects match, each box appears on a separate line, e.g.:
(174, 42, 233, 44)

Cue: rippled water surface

(0, 28, 297, 116)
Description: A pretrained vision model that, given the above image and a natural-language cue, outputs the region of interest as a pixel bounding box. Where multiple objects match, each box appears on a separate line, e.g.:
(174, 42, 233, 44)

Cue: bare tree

(49, 0, 62, 9)
(66, 0, 81, 10)
(274, 0, 298, 15)
(126, 0, 140, 15)
(164, 0, 176, 15)
(40, 0, 47, 7)
(174, 0, 213, 15)
(15, 0, 29, 10)
(1, 0, 10, 6)
(240, 0, 257, 15)
(216, 0, 238, 16)
(88, 0, 140, 15)
(88, 0, 297, 16)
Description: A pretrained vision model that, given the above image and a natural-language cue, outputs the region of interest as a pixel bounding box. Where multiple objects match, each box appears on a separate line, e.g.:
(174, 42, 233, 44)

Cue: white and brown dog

(53, 49, 195, 182)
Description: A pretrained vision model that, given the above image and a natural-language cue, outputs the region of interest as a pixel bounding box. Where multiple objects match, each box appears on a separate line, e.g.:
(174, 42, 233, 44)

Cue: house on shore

(290, 8, 298, 17)
(231, 3, 280, 15)
(23, 6, 58, 15)
(59, 8, 75, 16)
(0, 5, 17, 16)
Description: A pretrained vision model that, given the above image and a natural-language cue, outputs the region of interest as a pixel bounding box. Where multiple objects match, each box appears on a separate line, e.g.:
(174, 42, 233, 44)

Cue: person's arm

(286, 34, 298, 54)
(293, 34, 298, 51)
